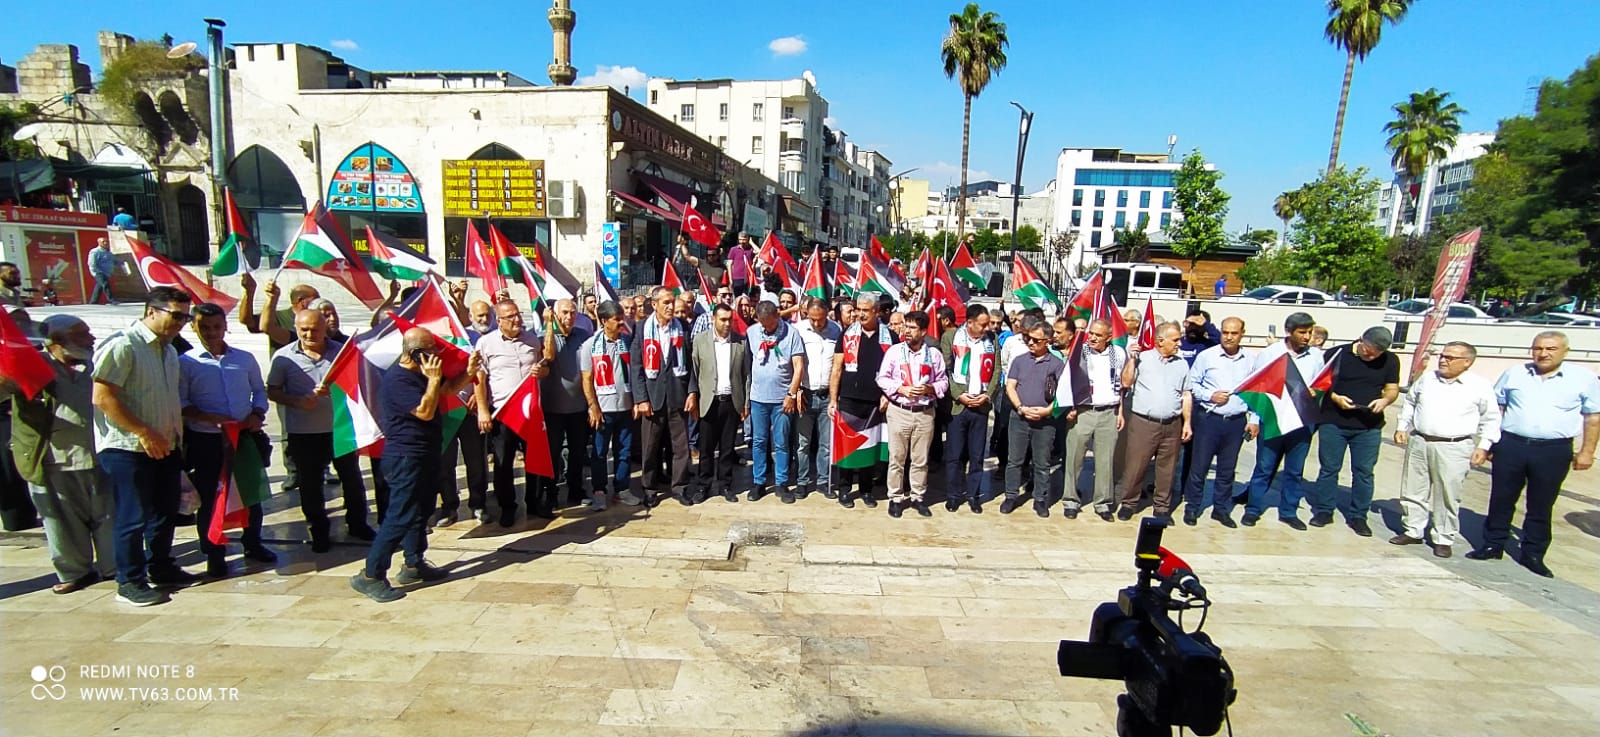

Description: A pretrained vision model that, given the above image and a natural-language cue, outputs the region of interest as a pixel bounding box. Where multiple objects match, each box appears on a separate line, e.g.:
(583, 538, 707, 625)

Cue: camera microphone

(1156, 547, 1207, 599)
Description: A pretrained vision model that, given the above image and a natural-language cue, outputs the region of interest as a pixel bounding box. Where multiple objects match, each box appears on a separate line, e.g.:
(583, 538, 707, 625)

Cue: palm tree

(1324, 0, 1413, 173)
(941, 2, 1008, 242)
(1384, 87, 1466, 227)
(1273, 190, 1301, 247)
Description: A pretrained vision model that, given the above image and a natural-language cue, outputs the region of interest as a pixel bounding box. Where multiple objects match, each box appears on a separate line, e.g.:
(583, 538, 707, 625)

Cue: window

(716, 136, 727, 149)
(752, 136, 764, 154)
(1074, 169, 1177, 188)
(1160, 212, 1172, 229)
(783, 105, 795, 119)
(1070, 210, 1082, 227)
(1090, 231, 1103, 248)
(650, 90, 658, 105)
(679, 104, 695, 122)
(1139, 191, 1151, 208)
(1114, 212, 1126, 228)
(1092, 211, 1104, 228)
(1132, 271, 1155, 288)
(1117, 190, 1128, 207)
(753, 103, 764, 121)
(1072, 188, 1084, 207)
(1094, 190, 1106, 207)
(1162, 191, 1173, 209)
(718, 103, 728, 122)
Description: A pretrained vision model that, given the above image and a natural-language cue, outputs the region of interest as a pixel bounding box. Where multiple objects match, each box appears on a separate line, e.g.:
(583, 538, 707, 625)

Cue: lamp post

(1008, 101, 1033, 270)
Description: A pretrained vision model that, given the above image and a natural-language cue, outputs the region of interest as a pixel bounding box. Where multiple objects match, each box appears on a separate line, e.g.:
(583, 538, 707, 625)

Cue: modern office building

(1373, 132, 1494, 237)
(1051, 146, 1195, 270)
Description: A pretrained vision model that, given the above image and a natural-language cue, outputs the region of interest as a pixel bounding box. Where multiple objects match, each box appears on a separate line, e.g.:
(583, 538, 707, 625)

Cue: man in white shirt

(1392, 341, 1501, 558)
(1063, 319, 1128, 519)
(794, 298, 842, 498)
(689, 304, 749, 503)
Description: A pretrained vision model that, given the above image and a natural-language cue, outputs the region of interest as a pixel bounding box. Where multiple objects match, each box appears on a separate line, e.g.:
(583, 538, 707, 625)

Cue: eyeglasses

(1024, 336, 1048, 346)
(1438, 355, 1471, 362)
(152, 306, 193, 324)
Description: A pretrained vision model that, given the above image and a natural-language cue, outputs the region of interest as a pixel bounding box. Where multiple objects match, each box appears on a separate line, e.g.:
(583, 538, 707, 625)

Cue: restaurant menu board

(441, 159, 546, 218)
(326, 143, 424, 214)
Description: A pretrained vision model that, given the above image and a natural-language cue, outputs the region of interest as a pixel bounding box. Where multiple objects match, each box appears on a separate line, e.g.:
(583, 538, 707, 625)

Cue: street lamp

(1008, 101, 1034, 270)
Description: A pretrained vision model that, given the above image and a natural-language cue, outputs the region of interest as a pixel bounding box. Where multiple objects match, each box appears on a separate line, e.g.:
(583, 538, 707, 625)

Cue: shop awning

(611, 189, 680, 222)
(0, 157, 152, 201)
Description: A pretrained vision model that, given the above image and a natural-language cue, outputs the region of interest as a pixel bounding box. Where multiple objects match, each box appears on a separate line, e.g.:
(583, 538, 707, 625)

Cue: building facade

(1373, 131, 1493, 238)
(645, 77, 827, 241)
(1051, 147, 1192, 269)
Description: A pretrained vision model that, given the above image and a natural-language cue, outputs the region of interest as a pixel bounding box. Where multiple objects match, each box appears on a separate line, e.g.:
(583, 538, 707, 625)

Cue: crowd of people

(1, 241, 1595, 606)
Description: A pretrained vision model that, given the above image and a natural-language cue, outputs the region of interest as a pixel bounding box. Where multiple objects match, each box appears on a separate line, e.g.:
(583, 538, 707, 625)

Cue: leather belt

(1415, 432, 1471, 443)
(1133, 412, 1181, 425)
(1503, 432, 1572, 447)
(1081, 404, 1120, 411)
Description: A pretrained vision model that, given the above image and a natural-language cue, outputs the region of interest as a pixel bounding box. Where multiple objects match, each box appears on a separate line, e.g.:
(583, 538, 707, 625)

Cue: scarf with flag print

(641, 314, 687, 380)
(589, 329, 631, 399)
(841, 320, 894, 374)
(949, 326, 996, 396)
(753, 319, 790, 366)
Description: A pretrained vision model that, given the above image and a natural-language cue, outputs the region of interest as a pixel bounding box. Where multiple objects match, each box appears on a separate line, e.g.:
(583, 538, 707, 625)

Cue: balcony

(781, 117, 806, 138)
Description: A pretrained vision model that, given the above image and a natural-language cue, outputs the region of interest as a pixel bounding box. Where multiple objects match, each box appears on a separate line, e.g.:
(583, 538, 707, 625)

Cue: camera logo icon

(31, 665, 66, 701)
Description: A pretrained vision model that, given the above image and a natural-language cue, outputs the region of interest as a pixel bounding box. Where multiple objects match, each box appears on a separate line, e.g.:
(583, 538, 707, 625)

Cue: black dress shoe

(1062, 507, 1078, 519)
(1347, 518, 1373, 537)
(888, 502, 904, 518)
(243, 546, 279, 564)
(914, 502, 932, 517)
(1309, 512, 1335, 528)
(779, 487, 796, 504)
(999, 497, 1020, 515)
(1518, 556, 1554, 578)
(1116, 507, 1135, 521)
(970, 500, 984, 514)
(1281, 516, 1308, 531)
(1212, 512, 1237, 529)
(1183, 512, 1200, 526)
(311, 538, 332, 554)
(839, 493, 855, 509)
(861, 494, 878, 508)
(945, 499, 963, 513)
(821, 485, 838, 500)
(748, 485, 767, 502)
(722, 489, 739, 503)
(1241, 513, 1260, 527)
(1034, 504, 1049, 519)
(1098, 511, 1114, 522)
(498, 511, 518, 528)
(1465, 547, 1504, 561)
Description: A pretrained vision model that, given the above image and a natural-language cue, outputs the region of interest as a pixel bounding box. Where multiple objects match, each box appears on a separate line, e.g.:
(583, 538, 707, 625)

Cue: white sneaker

(587, 495, 608, 512)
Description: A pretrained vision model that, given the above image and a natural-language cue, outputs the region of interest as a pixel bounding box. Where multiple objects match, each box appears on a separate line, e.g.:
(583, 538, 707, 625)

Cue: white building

(1373, 131, 1494, 237)
(1051, 147, 1192, 269)
(921, 179, 1055, 237)
(645, 77, 827, 240)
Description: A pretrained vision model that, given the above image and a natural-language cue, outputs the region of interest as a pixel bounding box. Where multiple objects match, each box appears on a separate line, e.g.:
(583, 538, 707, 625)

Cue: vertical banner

(1408, 227, 1481, 383)
(601, 222, 621, 286)
(23, 229, 86, 305)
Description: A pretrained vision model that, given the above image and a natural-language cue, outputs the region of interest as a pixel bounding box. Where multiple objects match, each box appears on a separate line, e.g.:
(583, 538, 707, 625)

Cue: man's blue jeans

(364, 453, 436, 579)
(794, 392, 832, 487)
(98, 448, 181, 585)
(1244, 427, 1314, 520)
(590, 411, 633, 495)
(750, 400, 794, 487)
(1313, 425, 1382, 521)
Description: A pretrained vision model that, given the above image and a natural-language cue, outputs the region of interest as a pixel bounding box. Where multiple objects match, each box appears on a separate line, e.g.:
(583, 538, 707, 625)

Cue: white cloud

(329, 39, 359, 51)
(578, 64, 648, 93)
(823, 116, 837, 128)
(915, 161, 996, 186)
(768, 36, 808, 57)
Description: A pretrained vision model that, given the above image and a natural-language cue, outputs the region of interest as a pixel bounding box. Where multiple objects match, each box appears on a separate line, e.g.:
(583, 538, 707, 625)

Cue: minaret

(547, 0, 576, 86)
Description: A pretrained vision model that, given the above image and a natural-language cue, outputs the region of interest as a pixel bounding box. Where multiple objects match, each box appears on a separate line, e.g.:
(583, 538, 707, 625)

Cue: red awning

(610, 189, 680, 222)
(635, 172, 696, 213)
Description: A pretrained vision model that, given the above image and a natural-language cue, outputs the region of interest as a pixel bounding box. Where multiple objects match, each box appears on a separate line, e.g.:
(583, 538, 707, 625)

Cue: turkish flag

(125, 237, 239, 313)
(1138, 294, 1157, 352)
(493, 372, 554, 478)
(0, 308, 54, 400)
(683, 202, 722, 248)
(463, 221, 506, 296)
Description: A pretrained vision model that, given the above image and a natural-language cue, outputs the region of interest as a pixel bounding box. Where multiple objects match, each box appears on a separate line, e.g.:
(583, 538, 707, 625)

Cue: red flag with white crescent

(125, 237, 239, 313)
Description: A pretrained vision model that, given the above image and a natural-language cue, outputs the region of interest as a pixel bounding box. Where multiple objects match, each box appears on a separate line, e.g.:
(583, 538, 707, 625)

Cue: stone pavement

(3, 306, 1598, 735)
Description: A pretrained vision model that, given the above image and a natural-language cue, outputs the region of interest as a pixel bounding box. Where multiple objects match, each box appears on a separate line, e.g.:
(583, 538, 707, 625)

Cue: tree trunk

(1327, 49, 1356, 174)
(1279, 216, 1289, 247)
(957, 93, 971, 242)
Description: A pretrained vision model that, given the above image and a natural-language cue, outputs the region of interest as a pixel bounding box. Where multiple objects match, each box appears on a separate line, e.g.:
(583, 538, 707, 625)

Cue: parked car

(1222, 284, 1346, 306)
(1385, 298, 1495, 323)
(1511, 311, 1600, 327)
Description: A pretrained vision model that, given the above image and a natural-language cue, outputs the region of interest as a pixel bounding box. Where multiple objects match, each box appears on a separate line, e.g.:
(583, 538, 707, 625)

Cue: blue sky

(5, 1, 1598, 232)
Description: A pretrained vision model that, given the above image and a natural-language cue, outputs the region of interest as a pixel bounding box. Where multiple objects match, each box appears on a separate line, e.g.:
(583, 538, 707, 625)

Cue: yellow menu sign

(441, 159, 547, 218)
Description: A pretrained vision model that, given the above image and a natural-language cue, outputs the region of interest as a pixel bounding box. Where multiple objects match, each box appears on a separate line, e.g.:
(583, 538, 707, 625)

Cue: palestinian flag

(487, 225, 542, 302)
(1066, 269, 1130, 347)
(855, 257, 900, 302)
(1234, 352, 1320, 440)
(662, 260, 686, 296)
(801, 246, 827, 300)
(211, 188, 259, 277)
(532, 240, 583, 301)
(1137, 294, 1157, 352)
(834, 259, 856, 297)
(832, 408, 888, 469)
(868, 235, 908, 292)
(1308, 355, 1335, 401)
(593, 261, 621, 304)
(949, 241, 986, 291)
(526, 240, 574, 302)
(126, 237, 239, 313)
(205, 422, 272, 545)
(1051, 331, 1092, 417)
(1010, 254, 1061, 312)
(495, 372, 555, 478)
(281, 203, 385, 309)
(364, 226, 434, 282)
(463, 221, 506, 295)
(323, 339, 385, 458)
(350, 276, 474, 454)
(695, 267, 717, 313)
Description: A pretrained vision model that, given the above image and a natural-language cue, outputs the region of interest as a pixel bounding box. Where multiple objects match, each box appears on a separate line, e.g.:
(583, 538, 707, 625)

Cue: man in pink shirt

(875, 310, 948, 518)
(727, 233, 754, 297)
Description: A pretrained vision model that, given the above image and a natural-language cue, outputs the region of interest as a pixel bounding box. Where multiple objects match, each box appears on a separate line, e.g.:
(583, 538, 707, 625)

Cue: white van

(1097, 262, 1184, 305)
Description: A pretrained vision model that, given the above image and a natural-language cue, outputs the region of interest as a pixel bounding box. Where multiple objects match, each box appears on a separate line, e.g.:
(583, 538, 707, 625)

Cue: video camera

(1058, 518, 1236, 737)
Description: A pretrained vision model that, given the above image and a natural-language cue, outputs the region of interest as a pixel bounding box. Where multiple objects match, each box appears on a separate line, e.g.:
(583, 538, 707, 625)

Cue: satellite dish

(11, 122, 44, 141)
(167, 42, 198, 59)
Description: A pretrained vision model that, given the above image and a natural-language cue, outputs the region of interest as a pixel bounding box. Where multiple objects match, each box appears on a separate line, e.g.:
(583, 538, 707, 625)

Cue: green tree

(1110, 216, 1151, 263)
(1446, 54, 1600, 300)
(1384, 87, 1466, 228)
(1273, 190, 1302, 246)
(1013, 223, 1042, 252)
(1165, 149, 1231, 282)
(971, 228, 1004, 259)
(0, 104, 43, 161)
(1383, 232, 1442, 299)
(941, 2, 1008, 241)
(1236, 248, 1299, 289)
(1238, 228, 1277, 248)
(1324, 0, 1413, 173)
(1286, 166, 1389, 287)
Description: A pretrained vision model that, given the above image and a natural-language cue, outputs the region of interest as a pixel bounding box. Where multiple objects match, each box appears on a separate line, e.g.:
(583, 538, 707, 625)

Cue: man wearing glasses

(92, 286, 199, 606)
(475, 300, 550, 524)
(1062, 319, 1129, 521)
(1000, 321, 1063, 517)
(1392, 342, 1500, 558)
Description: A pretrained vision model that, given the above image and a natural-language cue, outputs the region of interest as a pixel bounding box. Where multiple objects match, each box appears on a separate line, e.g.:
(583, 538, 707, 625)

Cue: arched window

(227, 145, 305, 261)
(324, 142, 426, 261)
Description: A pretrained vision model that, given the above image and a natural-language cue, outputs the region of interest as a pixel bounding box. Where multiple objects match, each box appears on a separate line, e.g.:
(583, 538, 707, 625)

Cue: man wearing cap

(1468, 331, 1600, 578)
(1310, 326, 1400, 537)
(1, 315, 114, 594)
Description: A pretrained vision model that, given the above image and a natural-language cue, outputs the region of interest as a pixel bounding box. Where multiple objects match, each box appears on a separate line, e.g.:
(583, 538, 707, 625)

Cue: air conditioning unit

(546, 179, 579, 219)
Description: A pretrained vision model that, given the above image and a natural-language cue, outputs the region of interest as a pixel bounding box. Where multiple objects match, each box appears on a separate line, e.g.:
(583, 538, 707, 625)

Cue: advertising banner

(326, 143, 424, 214)
(441, 160, 547, 218)
(601, 222, 621, 285)
(23, 229, 87, 305)
(1407, 227, 1481, 383)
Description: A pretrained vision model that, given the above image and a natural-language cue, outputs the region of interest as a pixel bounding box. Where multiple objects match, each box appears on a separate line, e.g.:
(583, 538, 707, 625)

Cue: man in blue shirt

(178, 303, 272, 578)
(746, 301, 806, 503)
(86, 237, 119, 306)
(1183, 317, 1253, 526)
(351, 328, 479, 602)
(1468, 331, 1600, 578)
(111, 208, 137, 230)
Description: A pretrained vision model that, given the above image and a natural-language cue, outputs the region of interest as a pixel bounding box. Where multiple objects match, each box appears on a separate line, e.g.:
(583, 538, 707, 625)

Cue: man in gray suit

(630, 287, 698, 506)
(690, 304, 750, 503)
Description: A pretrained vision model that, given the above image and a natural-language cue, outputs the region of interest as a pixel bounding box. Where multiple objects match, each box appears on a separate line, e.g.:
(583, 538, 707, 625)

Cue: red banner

(1408, 228, 1481, 382)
